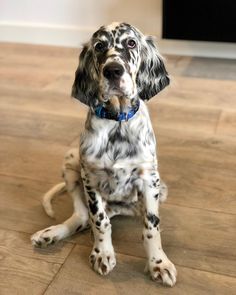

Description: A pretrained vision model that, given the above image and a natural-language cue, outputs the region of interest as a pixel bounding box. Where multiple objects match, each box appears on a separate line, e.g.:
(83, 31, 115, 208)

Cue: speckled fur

(31, 22, 177, 287)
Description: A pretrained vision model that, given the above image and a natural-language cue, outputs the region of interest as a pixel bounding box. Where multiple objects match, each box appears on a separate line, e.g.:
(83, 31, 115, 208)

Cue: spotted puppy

(31, 22, 177, 287)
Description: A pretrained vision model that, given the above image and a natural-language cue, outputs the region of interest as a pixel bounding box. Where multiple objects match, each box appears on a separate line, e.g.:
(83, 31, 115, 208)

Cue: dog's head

(72, 22, 169, 108)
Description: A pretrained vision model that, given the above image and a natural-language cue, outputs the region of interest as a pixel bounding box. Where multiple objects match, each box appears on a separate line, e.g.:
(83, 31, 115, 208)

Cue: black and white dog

(31, 22, 177, 287)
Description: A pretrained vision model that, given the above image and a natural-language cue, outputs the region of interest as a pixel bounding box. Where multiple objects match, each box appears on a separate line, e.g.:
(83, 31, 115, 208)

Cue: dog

(31, 22, 177, 287)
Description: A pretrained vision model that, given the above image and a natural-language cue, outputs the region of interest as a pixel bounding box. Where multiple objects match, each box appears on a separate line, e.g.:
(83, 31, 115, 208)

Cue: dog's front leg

(83, 179, 116, 275)
(141, 171, 177, 287)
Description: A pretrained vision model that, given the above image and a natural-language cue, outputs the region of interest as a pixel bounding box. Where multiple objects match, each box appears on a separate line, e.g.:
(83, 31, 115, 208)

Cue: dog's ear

(136, 36, 170, 101)
(71, 43, 99, 106)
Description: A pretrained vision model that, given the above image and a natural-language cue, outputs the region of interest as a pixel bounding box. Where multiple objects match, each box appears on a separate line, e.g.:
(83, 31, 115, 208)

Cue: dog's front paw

(145, 257, 177, 287)
(31, 225, 67, 248)
(89, 247, 116, 276)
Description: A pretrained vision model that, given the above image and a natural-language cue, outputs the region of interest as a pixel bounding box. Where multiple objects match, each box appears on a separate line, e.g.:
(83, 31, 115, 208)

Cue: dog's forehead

(92, 22, 136, 42)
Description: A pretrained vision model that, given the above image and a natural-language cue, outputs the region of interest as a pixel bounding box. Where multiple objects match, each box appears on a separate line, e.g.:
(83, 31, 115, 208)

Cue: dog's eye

(127, 39, 136, 49)
(95, 42, 106, 52)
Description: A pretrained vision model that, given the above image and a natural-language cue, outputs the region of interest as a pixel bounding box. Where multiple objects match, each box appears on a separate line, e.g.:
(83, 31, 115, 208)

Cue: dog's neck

(94, 96, 140, 122)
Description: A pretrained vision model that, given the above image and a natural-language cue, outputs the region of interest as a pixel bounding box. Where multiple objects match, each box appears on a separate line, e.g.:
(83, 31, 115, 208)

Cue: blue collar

(94, 100, 140, 122)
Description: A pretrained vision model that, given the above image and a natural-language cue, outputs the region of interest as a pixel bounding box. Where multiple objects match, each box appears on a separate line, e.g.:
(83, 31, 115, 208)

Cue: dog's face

(72, 22, 169, 107)
(94, 23, 142, 102)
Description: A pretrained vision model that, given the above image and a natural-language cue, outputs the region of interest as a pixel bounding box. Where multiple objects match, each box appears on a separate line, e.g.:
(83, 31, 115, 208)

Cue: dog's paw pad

(90, 248, 116, 276)
(31, 225, 66, 248)
(146, 258, 177, 287)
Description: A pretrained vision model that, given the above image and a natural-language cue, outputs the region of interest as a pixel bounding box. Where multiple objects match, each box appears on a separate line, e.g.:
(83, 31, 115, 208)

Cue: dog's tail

(42, 182, 66, 218)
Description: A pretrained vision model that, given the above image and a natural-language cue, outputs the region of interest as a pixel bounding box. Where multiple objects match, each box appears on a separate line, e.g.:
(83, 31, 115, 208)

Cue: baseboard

(0, 22, 95, 48)
(1, 22, 236, 59)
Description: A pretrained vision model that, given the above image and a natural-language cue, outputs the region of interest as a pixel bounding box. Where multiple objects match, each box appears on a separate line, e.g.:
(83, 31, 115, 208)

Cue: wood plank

(0, 86, 87, 117)
(0, 65, 62, 89)
(43, 73, 75, 95)
(0, 135, 67, 182)
(149, 101, 220, 135)
(0, 43, 78, 91)
(216, 110, 236, 138)
(157, 128, 236, 170)
(0, 42, 78, 59)
(157, 129, 236, 214)
(0, 229, 73, 295)
(44, 245, 236, 295)
(161, 162, 236, 214)
(0, 51, 77, 73)
(154, 76, 236, 111)
(0, 106, 83, 144)
(0, 175, 73, 234)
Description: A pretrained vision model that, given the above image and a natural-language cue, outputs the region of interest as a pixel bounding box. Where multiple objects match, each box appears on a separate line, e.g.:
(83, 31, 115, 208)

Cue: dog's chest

(91, 165, 142, 201)
(83, 131, 146, 201)
(81, 106, 157, 201)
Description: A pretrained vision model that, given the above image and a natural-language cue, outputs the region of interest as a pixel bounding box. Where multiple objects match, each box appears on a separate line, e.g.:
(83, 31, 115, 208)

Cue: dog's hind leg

(31, 148, 89, 248)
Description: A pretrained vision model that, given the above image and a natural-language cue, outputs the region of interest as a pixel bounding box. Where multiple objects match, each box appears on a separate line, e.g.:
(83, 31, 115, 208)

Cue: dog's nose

(103, 62, 124, 80)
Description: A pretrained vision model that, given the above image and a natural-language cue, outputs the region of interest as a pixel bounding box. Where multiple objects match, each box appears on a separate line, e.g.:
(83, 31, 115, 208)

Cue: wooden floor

(0, 43, 236, 295)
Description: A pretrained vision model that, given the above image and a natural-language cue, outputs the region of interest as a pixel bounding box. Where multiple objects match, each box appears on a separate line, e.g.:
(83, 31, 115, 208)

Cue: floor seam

(42, 243, 76, 294)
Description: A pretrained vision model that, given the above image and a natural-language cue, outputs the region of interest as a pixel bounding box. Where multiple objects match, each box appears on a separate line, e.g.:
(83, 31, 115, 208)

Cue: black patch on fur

(87, 191, 96, 201)
(109, 126, 130, 144)
(71, 45, 99, 107)
(125, 146, 138, 158)
(136, 38, 170, 101)
(75, 180, 80, 187)
(99, 213, 104, 221)
(94, 247, 100, 253)
(147, 213, 160, 227)
(89, 200, 99, 215)
(125, 178, 130, 185)
(96, 221, 101, 227)
(154, 193, 159, 200)
(152, 179, 159, 188)
(113, 148, 121, 161)
(101, 263, 107, 274)
(76, 225, 82, 232)
(96, 146, 106, 158)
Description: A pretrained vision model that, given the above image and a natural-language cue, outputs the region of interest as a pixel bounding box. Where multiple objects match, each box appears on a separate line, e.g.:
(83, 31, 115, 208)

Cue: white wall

(0, 0, 160, 34)
(0, 0, 161, 45)
(0, 0, 236, 58)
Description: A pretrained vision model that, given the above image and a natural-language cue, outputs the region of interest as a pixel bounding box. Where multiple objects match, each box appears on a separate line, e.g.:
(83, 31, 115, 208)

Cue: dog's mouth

(101, 77, 136, 103)
(108, 84, 124, 96)
(100, 84, 138, 115)
(101, 82, 128, 101)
